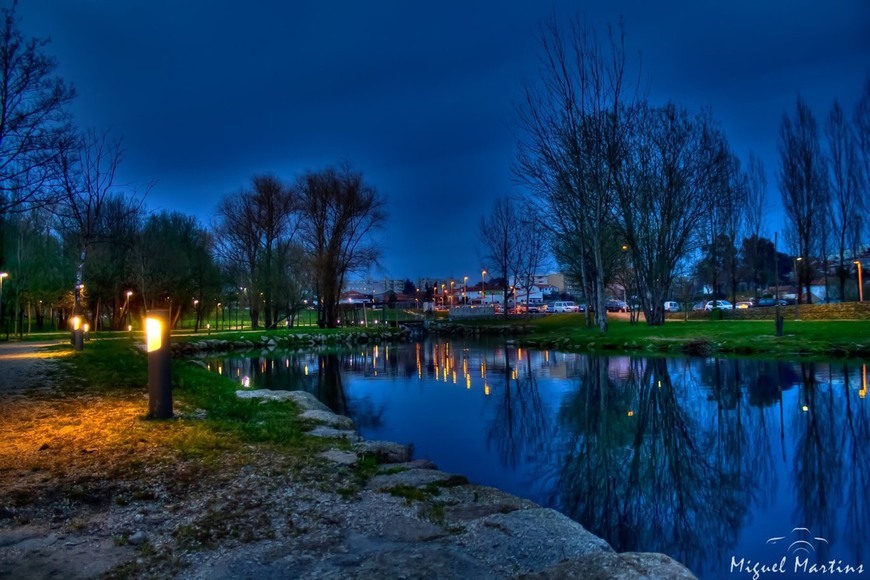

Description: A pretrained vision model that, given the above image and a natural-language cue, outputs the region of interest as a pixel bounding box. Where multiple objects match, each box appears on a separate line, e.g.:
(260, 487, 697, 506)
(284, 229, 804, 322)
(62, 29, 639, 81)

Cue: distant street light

(794, 257, 803, 321)
(463, 276, 468, 304)
(855, 260, 864, 302)
(123, 291, 133, 331)
(481, 270, 487, 304)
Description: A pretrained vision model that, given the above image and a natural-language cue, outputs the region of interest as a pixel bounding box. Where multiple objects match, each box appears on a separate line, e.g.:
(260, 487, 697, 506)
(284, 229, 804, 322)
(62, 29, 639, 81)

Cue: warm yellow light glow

(304, 365, 309, 376)
(83, 323, 89, 333)
(801, 405, 809, 412)
(145, 317, 163, 352)
(484, 385, 490, 396)
(72, 316, 81, 331)
(127, 325, 132, 332)
(466, 374, 471, 389)
(627, 410, 634, 417)
(452, 370, 457, 384)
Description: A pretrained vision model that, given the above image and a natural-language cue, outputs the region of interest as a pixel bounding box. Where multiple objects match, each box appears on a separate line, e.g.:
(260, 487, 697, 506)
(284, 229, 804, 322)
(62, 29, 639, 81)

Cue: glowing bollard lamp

(71, 316, 84, 351)
(146, 309, 173, 419)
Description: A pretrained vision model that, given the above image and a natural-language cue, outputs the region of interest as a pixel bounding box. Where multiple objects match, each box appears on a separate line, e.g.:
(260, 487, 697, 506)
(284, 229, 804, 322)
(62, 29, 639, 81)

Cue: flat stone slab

(367, 468, 468, 491)
(317, 449, 358, 466)
(458, 508, 613, 575)
(306, 426, 360, 441)
(353, 440, 412, 463)
(438, 484, 538, 524)
(527, 550, 697, 579)
(235, 389, 329, 412)
(299, 409, 355, 430)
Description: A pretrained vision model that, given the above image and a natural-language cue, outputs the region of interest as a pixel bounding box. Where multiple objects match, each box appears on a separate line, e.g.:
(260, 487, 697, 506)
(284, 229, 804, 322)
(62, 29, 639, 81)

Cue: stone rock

(234, 389, 330, 413)
(377, 459, 438, 473)
(317, 449, 358, 466)
(438, 484, 538, 524)
(127, 531, 146, 545)
(306, 426, 360, 441)
(299, 409, 356, 430)
(367, 468, 468, 491)
(459, 508, 612, 575)
(526, 551, 697, 579)
(354, 440, 412, 464)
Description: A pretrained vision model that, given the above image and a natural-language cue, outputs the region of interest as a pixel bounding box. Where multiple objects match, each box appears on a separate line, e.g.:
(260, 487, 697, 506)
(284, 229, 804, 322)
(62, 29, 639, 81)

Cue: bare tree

(515, 16, 639, 332)
(56, 128, 142, 322)
(616, 103, 727, 325)
(722, 152, 749, 306)
(744, 153, 768, 297)
(515, 213, 550, 310)
(778, 96, 828, 304)
(214, 174, 297, 329)
(0, 5, 75, 214)
(296, 164, 385, 328)
(856, 77, 870, 224)
(825, 100, 863, 301)
(479, 196, 521, 317)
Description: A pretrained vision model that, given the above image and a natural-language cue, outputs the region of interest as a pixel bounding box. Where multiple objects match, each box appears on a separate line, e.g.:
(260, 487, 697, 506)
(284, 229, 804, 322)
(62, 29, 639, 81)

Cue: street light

(481, 270, 487, 304)
(123, 291, 133, 331)
(855, 260, 864, 302)
(794, 256, 803, 321)
(463, 276, 468, 304)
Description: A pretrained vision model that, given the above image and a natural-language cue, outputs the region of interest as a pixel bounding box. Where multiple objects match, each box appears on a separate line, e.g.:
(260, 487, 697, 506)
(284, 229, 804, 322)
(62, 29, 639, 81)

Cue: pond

(206, 338, 869, 579)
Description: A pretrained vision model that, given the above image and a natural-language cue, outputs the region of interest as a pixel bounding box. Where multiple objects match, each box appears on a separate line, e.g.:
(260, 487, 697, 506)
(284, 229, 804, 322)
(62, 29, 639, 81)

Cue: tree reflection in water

(208, 344, 869, 576)
(548, 356, 752, 572)
(485, 346, 549, 471)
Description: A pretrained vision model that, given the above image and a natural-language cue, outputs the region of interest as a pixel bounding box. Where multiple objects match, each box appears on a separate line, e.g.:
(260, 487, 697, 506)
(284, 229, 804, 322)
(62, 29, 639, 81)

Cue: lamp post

(123, 291, 133, 331)
(450, 281, 454, 308)
(145, 309, 173, 419)
(794, 256, 803, 321)
(855, 260, 864, 302)
(481, 270, 487, 304)
(463, 276, 468, 304)
(0, 272, 7, 336)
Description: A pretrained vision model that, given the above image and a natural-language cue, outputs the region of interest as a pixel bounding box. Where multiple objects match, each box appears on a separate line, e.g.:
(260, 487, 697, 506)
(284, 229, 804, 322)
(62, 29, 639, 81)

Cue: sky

(12, 0, 870, 281)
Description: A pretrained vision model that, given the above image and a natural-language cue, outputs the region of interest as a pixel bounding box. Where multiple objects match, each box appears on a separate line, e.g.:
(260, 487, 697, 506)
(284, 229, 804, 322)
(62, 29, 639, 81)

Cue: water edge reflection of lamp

(145, 309, 173, 419)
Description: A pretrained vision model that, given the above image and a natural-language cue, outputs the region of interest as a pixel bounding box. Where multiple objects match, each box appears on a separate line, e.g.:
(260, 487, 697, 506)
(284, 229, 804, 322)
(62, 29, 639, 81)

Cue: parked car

(692, 302, 706, 311)
(736, 301, 753, 309)
(606, 299, 629, 312)
(552, 301, 580, 313)
(663, 300, 680, 312)
(704, 300, 733, 311)
(527, 303, 547, 313)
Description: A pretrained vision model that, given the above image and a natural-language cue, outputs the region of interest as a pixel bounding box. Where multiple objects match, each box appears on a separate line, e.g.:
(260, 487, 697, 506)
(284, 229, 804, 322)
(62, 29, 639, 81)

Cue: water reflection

(207, 341, 868, 578)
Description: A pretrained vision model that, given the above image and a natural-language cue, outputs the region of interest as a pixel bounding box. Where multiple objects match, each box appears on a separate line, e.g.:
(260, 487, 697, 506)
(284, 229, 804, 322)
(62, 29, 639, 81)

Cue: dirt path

(0, 340, 69, 394)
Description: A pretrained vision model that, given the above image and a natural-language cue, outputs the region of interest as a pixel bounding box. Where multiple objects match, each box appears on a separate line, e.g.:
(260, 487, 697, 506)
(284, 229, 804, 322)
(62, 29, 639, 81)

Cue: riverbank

(428, 316, 870, 359)
(0, 339, 695, 578)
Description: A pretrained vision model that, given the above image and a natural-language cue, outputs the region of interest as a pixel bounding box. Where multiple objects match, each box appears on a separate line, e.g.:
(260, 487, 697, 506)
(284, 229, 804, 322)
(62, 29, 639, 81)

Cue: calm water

(207, 339, 869, 579)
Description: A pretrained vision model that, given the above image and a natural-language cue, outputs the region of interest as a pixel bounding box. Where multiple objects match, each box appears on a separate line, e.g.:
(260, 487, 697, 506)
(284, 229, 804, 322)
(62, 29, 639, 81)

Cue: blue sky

(13, 0, 869, 280)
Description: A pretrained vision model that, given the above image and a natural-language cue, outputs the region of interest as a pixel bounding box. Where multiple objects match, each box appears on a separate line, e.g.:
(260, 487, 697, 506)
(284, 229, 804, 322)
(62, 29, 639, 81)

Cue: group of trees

(500, 16, 869, 329)
(0, 7, 384, 332)
(215, 166, 385, 330)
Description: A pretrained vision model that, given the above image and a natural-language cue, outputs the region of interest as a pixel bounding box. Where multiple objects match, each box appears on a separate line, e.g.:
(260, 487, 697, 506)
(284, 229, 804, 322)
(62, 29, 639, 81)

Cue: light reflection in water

(205, 341, 868, 578)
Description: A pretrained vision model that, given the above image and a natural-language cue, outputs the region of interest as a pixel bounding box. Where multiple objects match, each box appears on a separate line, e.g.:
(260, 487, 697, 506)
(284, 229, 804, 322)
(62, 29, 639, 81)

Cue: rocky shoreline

(233, 387, 697, 579)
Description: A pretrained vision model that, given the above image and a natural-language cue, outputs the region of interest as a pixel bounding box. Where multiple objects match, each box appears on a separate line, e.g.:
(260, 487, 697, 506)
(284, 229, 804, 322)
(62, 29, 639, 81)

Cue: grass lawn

(473, 314, 870, 359)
